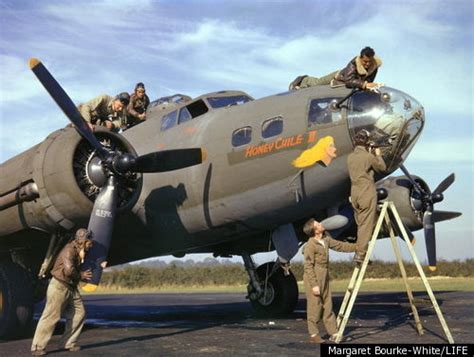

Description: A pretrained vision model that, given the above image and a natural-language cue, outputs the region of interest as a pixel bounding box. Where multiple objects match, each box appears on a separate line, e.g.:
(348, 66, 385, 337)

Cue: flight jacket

(51, 240, 83, 288)
(331, 56, 382, 89)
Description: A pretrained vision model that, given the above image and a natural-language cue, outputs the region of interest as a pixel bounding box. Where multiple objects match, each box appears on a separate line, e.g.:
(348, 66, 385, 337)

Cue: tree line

(100, 259, 474, 288)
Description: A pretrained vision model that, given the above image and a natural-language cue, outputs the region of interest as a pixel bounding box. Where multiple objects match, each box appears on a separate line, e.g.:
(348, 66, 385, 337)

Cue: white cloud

(1, 1, 472, 162)
(0, 55, 44, 103)
(43, 0, 154, 29)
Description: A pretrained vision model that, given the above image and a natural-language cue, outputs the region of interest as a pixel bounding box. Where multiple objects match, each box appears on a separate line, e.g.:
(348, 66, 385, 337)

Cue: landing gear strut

(242, 253, 299, 316)
(0, 262, 34, 339)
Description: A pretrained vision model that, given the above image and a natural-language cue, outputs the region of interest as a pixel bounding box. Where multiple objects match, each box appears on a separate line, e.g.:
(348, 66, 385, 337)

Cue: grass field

(83, 277, 474, 295)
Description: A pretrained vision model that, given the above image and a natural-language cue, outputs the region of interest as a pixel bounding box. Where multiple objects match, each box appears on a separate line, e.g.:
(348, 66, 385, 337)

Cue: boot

(309, 334, 326, 344)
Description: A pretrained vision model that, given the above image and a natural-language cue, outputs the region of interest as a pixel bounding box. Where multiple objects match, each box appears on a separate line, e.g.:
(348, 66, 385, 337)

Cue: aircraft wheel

(249, 262, 298, 316)
(0, 262, 34, 339)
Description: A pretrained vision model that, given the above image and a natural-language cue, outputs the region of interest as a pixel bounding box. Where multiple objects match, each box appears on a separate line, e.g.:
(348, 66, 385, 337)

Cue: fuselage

(0, 85, 425, 266)
(115, 85, 423, 261)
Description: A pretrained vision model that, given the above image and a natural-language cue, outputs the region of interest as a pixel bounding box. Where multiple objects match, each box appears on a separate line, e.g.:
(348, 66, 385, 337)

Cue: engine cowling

(376, 175, 430, 232)
(0, 127, 141, 236)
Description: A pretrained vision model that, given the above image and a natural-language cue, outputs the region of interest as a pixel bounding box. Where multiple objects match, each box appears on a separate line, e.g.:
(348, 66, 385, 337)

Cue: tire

(249, 262, 299, 316)
(0, 262, 35, 339)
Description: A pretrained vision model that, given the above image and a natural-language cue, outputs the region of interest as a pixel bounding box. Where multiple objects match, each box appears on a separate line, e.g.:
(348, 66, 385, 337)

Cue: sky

(0, 0, 472, 264)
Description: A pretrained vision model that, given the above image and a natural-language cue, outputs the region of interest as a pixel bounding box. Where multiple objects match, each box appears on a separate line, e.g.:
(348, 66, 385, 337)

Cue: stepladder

(334, 201, 454, 344)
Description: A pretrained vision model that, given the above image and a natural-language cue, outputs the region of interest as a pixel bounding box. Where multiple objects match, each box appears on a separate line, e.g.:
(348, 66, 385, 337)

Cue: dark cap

(135, 82, 145, 91)
(116, 92, 130, 106)
(75, 228, 92, 242)
(354, 129, 370, 146)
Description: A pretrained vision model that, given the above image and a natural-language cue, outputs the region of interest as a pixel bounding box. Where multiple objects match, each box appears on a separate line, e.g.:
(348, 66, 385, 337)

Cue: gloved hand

(289, 75, 308, 91)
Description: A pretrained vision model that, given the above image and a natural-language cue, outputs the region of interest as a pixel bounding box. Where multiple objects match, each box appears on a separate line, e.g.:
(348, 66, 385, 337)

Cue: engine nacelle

(0, 127, 141, 236)
(376, 175, 430, 232)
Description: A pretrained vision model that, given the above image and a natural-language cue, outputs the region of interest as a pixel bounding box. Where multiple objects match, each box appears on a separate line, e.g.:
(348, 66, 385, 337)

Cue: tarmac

(1, 291, 473, 356)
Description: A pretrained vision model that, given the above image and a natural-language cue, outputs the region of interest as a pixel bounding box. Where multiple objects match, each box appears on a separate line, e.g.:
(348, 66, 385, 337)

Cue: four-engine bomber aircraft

(0, 59, 460, 338)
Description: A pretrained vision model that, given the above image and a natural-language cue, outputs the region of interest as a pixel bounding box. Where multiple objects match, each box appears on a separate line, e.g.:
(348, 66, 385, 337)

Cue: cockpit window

(232, 126, 252, 147)
(347, 87, 424, 172)
(308, 98, 342, 127)
(207, 95, 252, 108)
(150, 94, 192, 109)
(178, 107, 192, 124)
(161, 110, 178, 131)
(262, 117, 283, 138)
(186, 99, 209, 118)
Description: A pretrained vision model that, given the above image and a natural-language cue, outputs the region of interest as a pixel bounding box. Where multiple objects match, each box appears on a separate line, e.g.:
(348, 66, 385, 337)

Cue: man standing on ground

(303, 218, 356, 343)
(31, 229, 93, 356)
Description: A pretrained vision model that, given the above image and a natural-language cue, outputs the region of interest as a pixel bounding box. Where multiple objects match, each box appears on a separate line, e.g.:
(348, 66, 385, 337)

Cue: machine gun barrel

(0, 182, 39, 211)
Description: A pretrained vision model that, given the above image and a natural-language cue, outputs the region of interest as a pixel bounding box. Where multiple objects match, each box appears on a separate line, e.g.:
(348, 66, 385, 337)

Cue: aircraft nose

(347, 87, 425, 173)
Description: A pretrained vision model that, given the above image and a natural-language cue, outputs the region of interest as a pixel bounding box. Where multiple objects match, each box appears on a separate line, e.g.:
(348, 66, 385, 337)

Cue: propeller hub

(87, 156, 107, 187)
(112, 153, 137, 174)
(432, 193, 444, 204)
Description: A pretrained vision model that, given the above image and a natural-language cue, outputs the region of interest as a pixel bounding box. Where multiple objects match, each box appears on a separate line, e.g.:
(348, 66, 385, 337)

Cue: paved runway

(2, 291, 473, 356)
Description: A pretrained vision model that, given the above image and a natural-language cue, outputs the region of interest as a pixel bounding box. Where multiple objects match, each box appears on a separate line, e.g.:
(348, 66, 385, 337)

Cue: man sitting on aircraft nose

(78, 92, 130, 132)
(347, 129, 387, 264)
(31, 229, 93, 356)
(303, 218, 356, 344)
(289, 46, 383, 91)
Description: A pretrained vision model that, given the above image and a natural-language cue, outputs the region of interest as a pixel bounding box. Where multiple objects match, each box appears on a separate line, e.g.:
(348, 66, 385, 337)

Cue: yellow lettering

(245, 146, 254, 158)
(275, 138, 284, 150)
(308, 130, 317, 143)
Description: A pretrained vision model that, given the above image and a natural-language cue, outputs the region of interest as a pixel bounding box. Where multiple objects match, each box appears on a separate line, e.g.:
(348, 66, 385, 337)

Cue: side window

(308, 98, 342, 127)
(178, 107, 192, 124)
(232, 126, 252, 147)
(161, 110, 178, 131)
(262, 117, 283, 139)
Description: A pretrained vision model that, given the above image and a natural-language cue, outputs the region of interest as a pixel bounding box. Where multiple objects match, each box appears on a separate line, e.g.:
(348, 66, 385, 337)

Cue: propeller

(30, 58, 206, 291)
(400, 165, 455, 271)
(29, 59, 109, 160)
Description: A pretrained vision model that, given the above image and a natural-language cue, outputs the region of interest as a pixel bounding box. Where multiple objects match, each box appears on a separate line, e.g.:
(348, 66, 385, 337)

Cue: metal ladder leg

(384, 211, 424, 336)
(334, 202, 389, 343)
(337, 264, 360, 328)
(388, 202, 454, 343)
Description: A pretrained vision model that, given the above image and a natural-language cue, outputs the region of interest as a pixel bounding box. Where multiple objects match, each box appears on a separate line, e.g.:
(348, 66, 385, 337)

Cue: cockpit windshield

(347, 87, 424, 172)
(207, 95, 252, 108)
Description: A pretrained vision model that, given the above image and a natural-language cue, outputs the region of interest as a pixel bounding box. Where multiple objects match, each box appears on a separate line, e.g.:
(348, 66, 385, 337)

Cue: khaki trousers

(304, 274, 337, 336)
(31, 278, 86, 352)
(352, 192, 378, 255)
(300, 71, 338, 88)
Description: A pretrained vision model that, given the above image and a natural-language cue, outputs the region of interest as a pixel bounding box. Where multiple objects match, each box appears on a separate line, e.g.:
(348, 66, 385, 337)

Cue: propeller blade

(132, 148, 206, 173)
(29, 58, 108, 159)
(423, 208, 437, 271)
(81, 176, 118, 292)
(432, 173, 455, 195)
(400, 164, 424, 196)
(433, 210, 462, 223)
